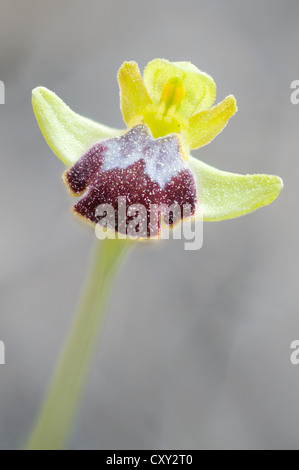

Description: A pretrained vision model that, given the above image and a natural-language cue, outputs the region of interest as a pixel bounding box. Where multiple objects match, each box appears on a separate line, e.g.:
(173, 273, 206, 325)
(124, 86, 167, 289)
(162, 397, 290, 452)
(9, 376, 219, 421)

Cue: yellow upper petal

(118, 61, 152, 126)
(143, 59, 216, 119)
(188, 95, 237, 150)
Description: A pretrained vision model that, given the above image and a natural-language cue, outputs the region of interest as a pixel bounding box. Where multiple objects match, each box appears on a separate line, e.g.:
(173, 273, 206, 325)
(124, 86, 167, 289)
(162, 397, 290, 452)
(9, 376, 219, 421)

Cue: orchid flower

(32, 59, 283, 238)
(27, 60, 283, 450)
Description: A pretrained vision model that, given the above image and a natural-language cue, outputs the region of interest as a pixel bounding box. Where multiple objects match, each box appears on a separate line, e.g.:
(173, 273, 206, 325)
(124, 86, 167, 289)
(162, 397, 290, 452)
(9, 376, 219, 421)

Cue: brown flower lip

(64, 125, 197, 238)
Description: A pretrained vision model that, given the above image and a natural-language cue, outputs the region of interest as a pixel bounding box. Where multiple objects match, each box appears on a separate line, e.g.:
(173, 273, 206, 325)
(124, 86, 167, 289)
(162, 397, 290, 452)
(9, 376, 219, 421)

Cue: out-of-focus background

(0, 0, 298, 450)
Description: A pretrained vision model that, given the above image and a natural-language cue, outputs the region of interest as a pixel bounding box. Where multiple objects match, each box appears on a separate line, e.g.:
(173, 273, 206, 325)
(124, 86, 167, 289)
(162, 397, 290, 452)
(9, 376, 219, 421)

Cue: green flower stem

(25, 239, 131, 450)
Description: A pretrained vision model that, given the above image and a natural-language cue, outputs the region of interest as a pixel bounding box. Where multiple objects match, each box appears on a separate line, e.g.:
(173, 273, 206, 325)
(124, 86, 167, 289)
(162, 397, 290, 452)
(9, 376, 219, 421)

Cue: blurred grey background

(0, 0, 298, 450)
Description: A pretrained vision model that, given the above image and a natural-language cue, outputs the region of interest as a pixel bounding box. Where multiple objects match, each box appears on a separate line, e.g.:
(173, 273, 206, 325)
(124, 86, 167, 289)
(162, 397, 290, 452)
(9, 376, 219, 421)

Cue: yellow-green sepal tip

(32, 87, 123, 166)
(189, 156, 283, 221)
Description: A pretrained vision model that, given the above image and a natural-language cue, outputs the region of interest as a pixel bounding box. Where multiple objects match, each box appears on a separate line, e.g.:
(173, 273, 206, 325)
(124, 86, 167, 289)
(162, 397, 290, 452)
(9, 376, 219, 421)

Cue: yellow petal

(118, 61, 152, 126)
(188, 156, 283, 221)
(188, 95, 237, 150)
(143, 59, 216, 119)
(32, 87, 123, 166)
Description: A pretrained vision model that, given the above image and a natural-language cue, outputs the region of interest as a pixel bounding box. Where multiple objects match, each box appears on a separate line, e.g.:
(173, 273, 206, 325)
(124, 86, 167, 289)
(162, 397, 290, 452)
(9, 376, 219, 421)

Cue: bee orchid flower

(28, 59, 283, 450)
(32, 59, 283, 238)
